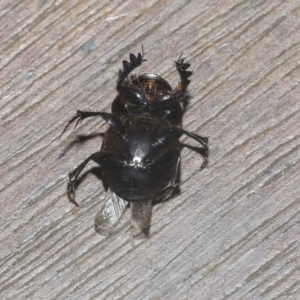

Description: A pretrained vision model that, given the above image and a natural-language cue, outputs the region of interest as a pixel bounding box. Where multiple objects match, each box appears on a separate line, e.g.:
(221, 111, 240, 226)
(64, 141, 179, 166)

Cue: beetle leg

(158, 156, 181, 196)
(61, 110, 126, 139)
(148, 57, 192, 111)
(182, 129, 208, 169)
(175, 55, 192, 91)
(181, 129, 208, 147)
(117, 51, 146, 84)
(150, 91, 185, 111)
(156, 127, 208, 147)
(116, 85, 148, 109)
(67, 152, 102, 206)
(155, 127, 208, 169)
(154, 127, 182, 146)
(150, 56, 192, 111)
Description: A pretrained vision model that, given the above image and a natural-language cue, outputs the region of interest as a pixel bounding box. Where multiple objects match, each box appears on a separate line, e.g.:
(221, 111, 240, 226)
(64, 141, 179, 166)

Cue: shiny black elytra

(61, 50, 208, 235)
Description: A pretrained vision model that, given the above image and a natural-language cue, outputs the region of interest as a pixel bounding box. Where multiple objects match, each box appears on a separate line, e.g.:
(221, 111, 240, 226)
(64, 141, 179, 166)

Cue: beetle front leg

(116, 85, 148, 110)
(67, 152, 101, 206)
(117, 49, 146, 84)
(150, 91, 185, 111)
(175, 55, 192, 91)
(149, 57, 192, 111)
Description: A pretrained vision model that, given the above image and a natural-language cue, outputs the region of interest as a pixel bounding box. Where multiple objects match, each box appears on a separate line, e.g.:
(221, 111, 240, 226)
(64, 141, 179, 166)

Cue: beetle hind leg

(67, 153, 101, 206)
(158, 156, 181, 199)
(200, 144, 209, 169)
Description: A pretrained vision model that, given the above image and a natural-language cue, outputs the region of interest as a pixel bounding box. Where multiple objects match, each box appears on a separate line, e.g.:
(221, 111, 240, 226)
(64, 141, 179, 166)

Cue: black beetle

(61, 50, 208, 235)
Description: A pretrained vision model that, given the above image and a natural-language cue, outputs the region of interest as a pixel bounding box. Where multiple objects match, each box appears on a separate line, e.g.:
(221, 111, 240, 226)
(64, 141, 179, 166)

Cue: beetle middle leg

(158, 156, 181, 199)
(148, 57, 192, 111)
(182, 129, 208, 169)
(61, 111, 126, 138)
(175, 55, 193, 91)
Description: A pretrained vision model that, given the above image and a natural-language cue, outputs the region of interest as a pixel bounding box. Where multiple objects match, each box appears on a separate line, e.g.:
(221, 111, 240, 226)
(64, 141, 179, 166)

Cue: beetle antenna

(135, 45, 149, 94)
(177, 51, 183, 61)
(141, 44, 145, 59)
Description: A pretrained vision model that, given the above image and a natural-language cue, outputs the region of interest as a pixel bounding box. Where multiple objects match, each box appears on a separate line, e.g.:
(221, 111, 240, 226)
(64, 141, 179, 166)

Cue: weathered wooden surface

(1, 0, 300, 299)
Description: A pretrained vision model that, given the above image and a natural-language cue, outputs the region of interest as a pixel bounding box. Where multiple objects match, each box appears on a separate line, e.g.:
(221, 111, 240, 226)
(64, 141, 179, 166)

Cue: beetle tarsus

(59, 111, 83, 138)
(61, 110, 128, 139)
(201, 156, 208, 170)
(67, 180, 79, 207)
(200, 145, 209, 170)
(66, 155, 96, 207)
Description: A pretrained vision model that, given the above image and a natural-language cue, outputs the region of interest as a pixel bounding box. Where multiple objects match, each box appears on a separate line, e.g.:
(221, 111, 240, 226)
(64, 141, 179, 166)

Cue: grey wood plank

(1, 0, 299, 299)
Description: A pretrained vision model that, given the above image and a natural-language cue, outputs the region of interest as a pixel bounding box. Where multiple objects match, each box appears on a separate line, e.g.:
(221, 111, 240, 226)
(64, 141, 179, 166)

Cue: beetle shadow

(58, 133, 104, 159)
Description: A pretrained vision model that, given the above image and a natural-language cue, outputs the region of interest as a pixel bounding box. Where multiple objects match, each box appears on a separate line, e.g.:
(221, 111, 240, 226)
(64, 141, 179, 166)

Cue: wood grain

(1, 0, 300, 299)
